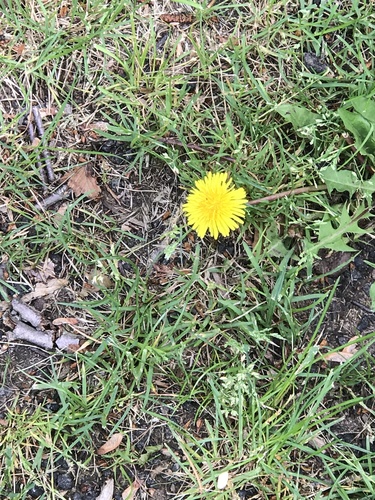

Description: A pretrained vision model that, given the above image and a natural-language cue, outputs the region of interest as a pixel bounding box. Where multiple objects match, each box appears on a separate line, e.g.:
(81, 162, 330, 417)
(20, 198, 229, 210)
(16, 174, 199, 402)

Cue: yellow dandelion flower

(183, 172, 248, 239)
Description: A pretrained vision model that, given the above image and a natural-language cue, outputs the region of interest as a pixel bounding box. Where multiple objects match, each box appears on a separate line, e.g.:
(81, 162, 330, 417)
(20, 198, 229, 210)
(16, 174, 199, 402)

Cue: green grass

(1, 0, 375, 498)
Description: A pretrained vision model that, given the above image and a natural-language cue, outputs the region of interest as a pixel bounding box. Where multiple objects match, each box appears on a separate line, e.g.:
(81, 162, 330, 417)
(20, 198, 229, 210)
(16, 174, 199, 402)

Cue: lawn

(0, 0, 375, 499)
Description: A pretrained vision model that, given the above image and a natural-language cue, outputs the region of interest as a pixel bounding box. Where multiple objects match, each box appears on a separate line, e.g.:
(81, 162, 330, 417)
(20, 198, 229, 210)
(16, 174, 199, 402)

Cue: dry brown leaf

(23, 137, 40, 150)
(97, 433, 123, 455)
(12, 43, 25, 56)
(85, 121, 109, 131)
(59, 4, 69, 17)
(22, 278, 68, 302)
(122, 479, 141, 500)
(24, 258, 56, 283)
(87, 270, 114, 289)
(39, 106, 58, 118)
(324, 336, 359, 363)
(324, 351, 354, 363)
(53, 317, 79, 326)
(67, 166, 101, 199)
(160, 13, 195, 23)
(96, 478, 114, 500)
(308, 435, 327, 452)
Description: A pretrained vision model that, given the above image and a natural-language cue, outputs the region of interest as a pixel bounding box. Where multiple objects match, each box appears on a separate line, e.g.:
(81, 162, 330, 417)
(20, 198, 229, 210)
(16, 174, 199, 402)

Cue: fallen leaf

(308, 435, 327, 452)
(67, 166, 101, 199)
(150, 464, 169, 479)
(97, 433, 123, 455)
(22, 278, 68, 302)
(160, 13, 195, 23)
(59, 4, 69, 17)
(324, 336, 359, 363)
(39, 106, 58, 118)
(217, 470, 229, 490)
(87, 270, 113, 289)
(53, 317, 79, 326)
(122, 479, 141, 500)
(24, 258, 56, 283)
(96, 478, 114, 500)
(85, 121, 109, 131)
(12, 43, 25, 56)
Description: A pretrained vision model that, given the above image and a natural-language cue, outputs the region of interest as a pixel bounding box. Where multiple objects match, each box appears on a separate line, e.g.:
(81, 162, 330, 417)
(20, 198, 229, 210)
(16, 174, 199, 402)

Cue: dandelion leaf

(351, 96, 375, 124)
(338, 108, 375, 157)
(320, 165, 375, 202)
(276, 104, 321, 130)
(306, 205, 369, 255)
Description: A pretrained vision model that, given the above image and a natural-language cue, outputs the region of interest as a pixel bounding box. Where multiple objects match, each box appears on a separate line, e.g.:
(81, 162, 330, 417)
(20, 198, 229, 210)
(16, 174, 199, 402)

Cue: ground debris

(66, 165, 101, 199)
(21, 278, 68, 302)
(8, 321, 53, 349)
(55, 332, 81, 351)
(11, 297, 42, 328)
(303, 52, 328, 73)
(95, 478, 114, 500)
(323, 336, 358, 363)
(97, 433, 124, 455)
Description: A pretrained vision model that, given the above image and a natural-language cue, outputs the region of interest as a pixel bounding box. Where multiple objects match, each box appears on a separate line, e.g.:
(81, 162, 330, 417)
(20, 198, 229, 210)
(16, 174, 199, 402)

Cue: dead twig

(247, 184, 327, 205)
(34, 185, 69, 210)
(27, 120, 47, 184)
(32, 106, 55, 183)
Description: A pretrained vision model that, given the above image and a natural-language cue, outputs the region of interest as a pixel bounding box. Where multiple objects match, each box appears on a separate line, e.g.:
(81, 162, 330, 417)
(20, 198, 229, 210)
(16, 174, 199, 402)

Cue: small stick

(351, 300, 375, 314)
(34, 185, 69, 210)
(32, 106, 55, 182)
(8, 321, 53, 349)
(247, 184, 327, 205)
(12, 297, 42, 328)
(157, 136, 236, 163)
(28, 121, 47, 184)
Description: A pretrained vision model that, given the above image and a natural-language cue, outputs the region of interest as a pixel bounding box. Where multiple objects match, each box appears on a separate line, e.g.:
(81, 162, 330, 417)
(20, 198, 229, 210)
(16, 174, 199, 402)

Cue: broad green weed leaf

(320, 165, 375, 201)
(276, 104, 320, 130)
(351, 96, 375, 124)
(305, 205, 369, 255)
(320, 165, 359, 196)
(338, 108, 375, 156)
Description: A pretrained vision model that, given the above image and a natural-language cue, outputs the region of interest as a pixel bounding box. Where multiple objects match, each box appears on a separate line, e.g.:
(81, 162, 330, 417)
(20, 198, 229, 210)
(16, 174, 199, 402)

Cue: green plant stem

(247, 184, 328, 205)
